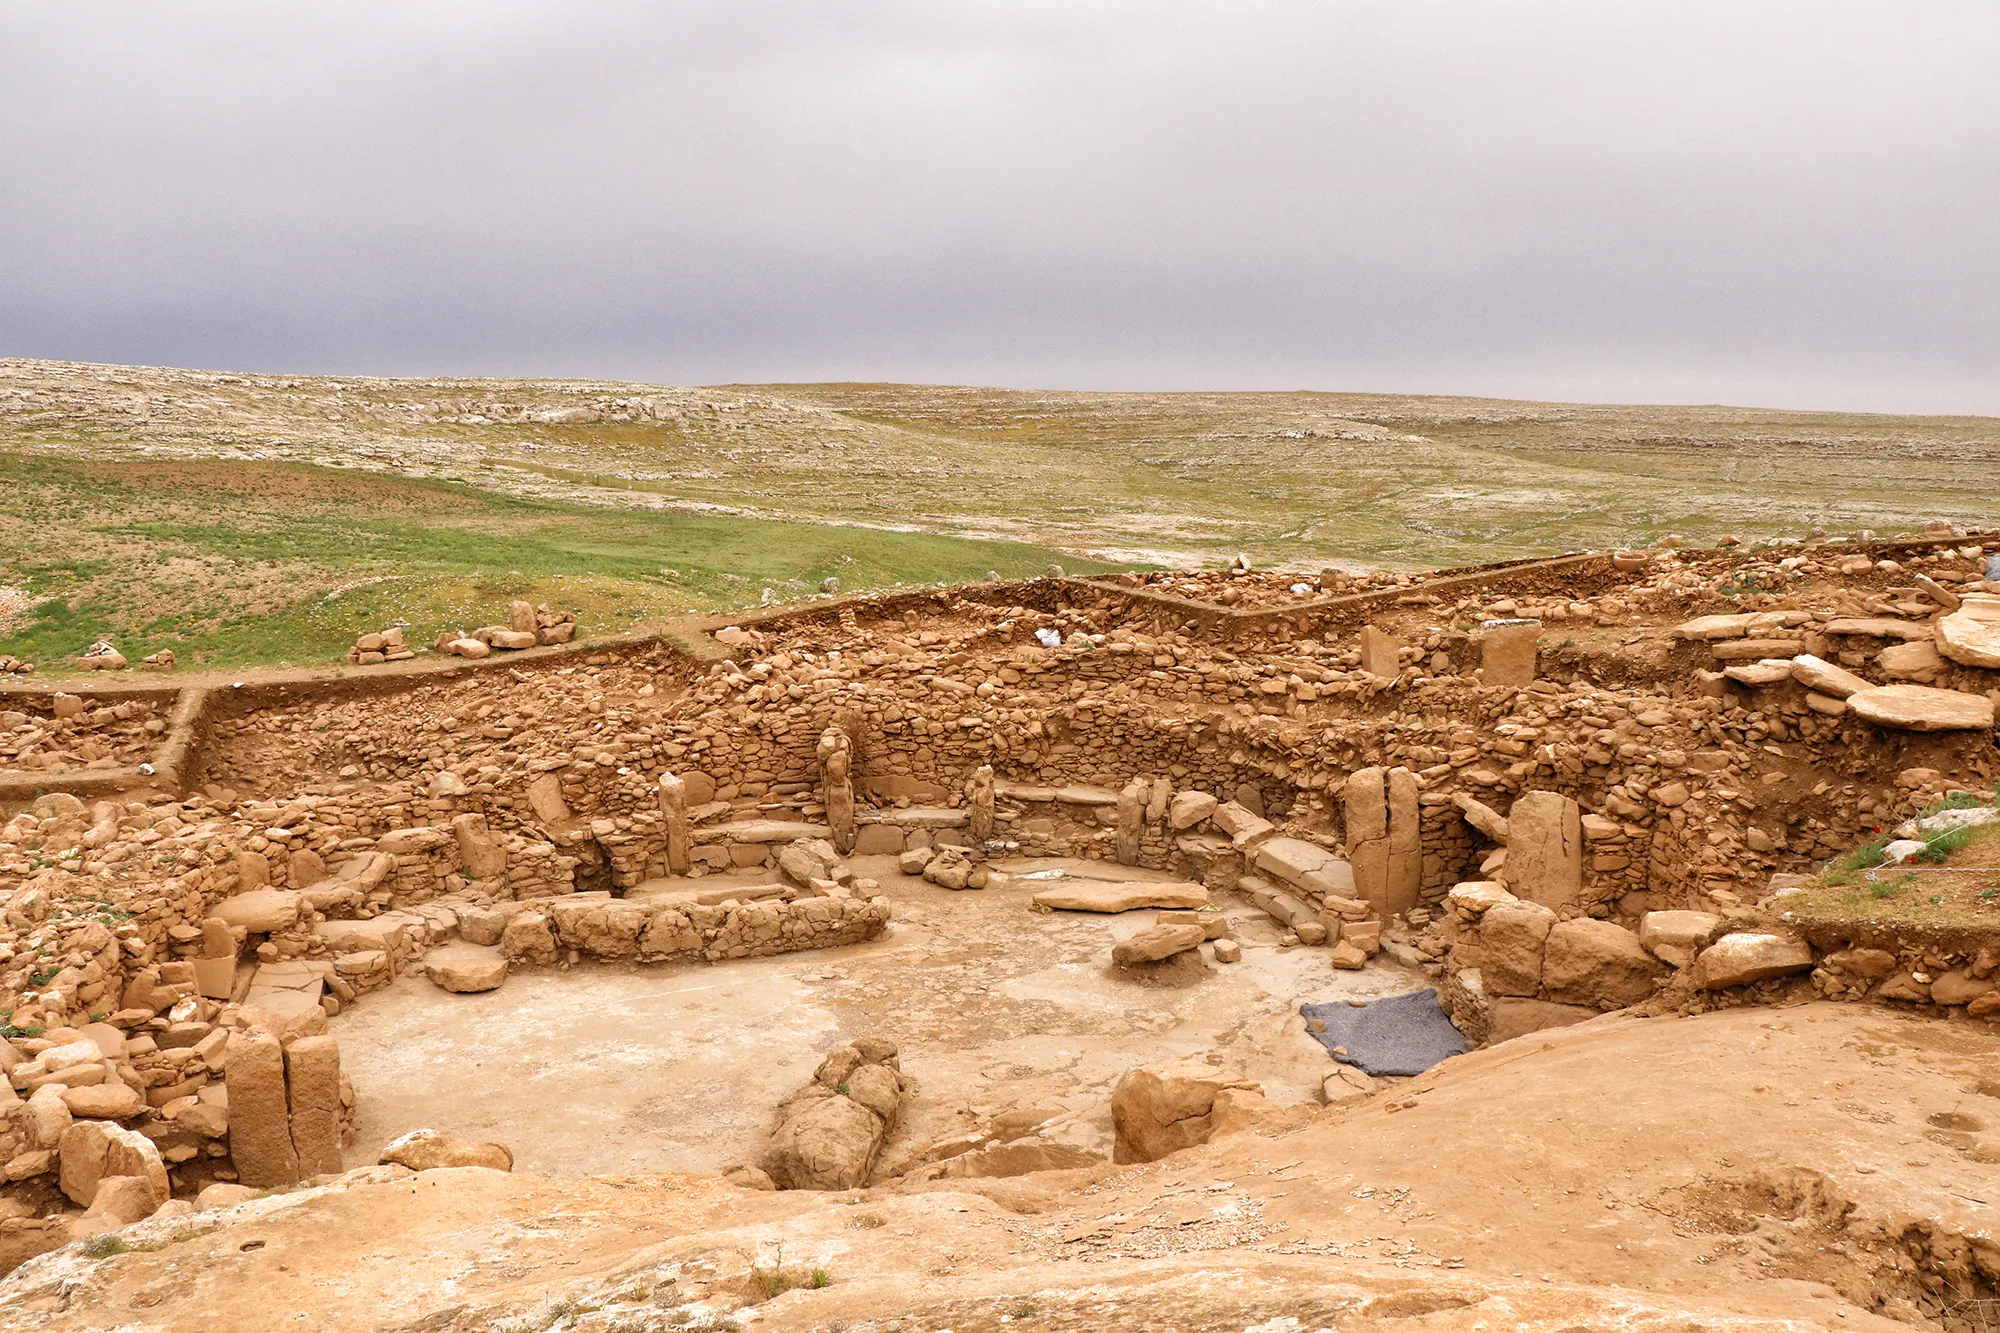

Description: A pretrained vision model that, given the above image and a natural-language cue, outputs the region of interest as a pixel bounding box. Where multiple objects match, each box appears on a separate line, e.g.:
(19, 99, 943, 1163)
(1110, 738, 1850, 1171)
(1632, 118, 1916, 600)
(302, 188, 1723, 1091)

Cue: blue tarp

(1299, 989, 1467, 1077)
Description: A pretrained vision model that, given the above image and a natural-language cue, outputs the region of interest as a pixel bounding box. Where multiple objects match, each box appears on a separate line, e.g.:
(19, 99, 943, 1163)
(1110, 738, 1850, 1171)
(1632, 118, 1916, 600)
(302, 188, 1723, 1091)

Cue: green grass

(1789, 824, 2000, 933)
(9, 363, 1998, 577)
(0, 453, 1129, 673)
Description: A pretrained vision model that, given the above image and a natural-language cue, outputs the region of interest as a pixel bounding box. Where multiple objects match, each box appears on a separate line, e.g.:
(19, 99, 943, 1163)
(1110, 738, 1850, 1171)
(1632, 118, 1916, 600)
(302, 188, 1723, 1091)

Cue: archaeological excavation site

(4, 531, 2000, 1332)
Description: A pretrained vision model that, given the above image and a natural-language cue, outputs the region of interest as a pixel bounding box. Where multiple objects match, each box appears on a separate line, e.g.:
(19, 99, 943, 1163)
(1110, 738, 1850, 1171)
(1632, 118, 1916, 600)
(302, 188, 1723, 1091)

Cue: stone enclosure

(2, 532, 1998, 1269)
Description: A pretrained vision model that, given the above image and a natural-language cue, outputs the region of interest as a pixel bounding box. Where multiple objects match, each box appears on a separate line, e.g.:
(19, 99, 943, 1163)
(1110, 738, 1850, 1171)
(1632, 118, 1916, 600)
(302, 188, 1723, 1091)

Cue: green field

(0, 453, 1124, 675)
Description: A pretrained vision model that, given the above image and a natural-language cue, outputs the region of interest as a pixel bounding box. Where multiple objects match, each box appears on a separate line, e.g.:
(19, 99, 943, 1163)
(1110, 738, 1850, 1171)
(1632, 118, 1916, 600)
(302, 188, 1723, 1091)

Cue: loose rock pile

(346, 627, 414, 665)
(436, 601, 577, 659)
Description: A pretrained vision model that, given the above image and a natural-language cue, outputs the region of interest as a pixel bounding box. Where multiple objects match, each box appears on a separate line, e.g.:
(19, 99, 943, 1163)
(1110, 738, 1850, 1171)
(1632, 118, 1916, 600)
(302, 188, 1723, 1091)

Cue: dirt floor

(334, 856, 1420, 1178)
(13, 1002, 1998, 1332)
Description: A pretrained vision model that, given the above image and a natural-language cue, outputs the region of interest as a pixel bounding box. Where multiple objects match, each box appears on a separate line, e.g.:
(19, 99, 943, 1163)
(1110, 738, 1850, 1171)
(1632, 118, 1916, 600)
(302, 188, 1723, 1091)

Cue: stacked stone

(346, 626, 414, 665)
(492, 887, 892, 966)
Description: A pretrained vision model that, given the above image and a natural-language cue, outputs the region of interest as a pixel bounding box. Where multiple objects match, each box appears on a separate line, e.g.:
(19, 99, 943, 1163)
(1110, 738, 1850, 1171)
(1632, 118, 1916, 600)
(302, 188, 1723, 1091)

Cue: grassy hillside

(0, 454, 1122, 674)
(4, 360, 1995, 577)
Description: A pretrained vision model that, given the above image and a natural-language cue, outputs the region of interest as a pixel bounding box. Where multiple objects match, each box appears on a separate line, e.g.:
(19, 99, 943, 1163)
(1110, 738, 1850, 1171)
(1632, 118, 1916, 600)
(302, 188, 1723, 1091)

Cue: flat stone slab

(244, 961, 325, 1017)
(693, 820, 832, 844)
(1254, 837, 1356, 898)
(876, 807, 969, 828)
(995, 783, 1118, 805)
(316, 914, 423, 953)
(1824, 617, 1934, 641)
(1788, 654, 1873, 698)
(423, 944, 508, 994)
(1847, 684, 1996, 732)
(1671, 613, 1759, 640)
(627, 879, 788, 907)
(1937, 594, 2000, 669)
(211, 889, 301, 935)
(1709, 639, 1804, 660)
(1053, 785, 1120, 806)
(1032, 880, 1210, 913)
(1722, 659, 1793, 686)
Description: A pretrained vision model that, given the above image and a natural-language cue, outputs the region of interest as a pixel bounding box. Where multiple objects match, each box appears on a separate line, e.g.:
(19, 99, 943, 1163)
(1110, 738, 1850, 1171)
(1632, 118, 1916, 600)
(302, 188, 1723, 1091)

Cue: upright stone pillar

(451, 812, 507, 881)
(1344, 767, 1389, 914)
(1358, 625, 1401, 678)
(658, 772, 691, 875)
(817, 726, 857, 855)
(1480, 619, 1542, 687)
(1347, 765, 1421, 918)
(1115, 780, 1146, 866)
(969, 764, 996, 844)
(1386, 766, 1422, 915)
(285, 1035, 344, 1177)
(1505, 790, 1582, 909)
(226, 1031, 299, 1188)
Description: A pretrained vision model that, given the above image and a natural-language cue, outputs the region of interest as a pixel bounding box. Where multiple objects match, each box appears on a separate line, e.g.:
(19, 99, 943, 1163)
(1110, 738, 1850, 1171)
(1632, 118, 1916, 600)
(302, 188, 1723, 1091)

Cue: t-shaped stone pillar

(817, 726, 857, 855)
(1357, 625, 1401, 678)
(1504, 790, 1582, 909)
(657, 772, 691, 875)
(1479, 619, 1541, 687)
(1116, 780, 1147, 866)
(969, 764, 996, 844)
(1344, 765, 1421, 917)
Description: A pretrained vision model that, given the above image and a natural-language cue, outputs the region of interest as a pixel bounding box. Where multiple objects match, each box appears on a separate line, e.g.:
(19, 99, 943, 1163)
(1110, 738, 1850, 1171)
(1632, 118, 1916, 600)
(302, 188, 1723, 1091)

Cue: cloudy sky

(2, 2, 1995, 413)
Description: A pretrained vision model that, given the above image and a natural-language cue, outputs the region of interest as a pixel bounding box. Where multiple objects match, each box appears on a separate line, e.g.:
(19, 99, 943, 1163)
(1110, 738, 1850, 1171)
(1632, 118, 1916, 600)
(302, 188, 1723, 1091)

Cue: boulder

(1110, 1059, 1264, 1163)
(1879, 640, 1945, 681)
(1539, 918, 1664, 1008)
(1445, 880, 1516, 916)
(1327, 939, 1368, 970)
(500, 911, 559, 965)
(1937, 594, 2000, 669)
(1694, 933, 1816, 989)
(1112, 923, 1206, 966)
(1168, 791, 1219, 829)
(1489, 997, 1599, 1044)
(921, 846, 974, 890)
(379, 1128, 514, 1172)
(195, 1182, 260, 1211)
(58, 1120, 169, 1207)
(1032, 881, 1207, 913)
(1931, 970, 1996, 1007)
(210, 888, 302, 935)
(424, 944, 507, 994)
(1637, 910, 1722, 968)
(777, 839, 839, 888)
(1821, 947, 1897, 980)
(69, 1174, 159, 1235)
(763, 1094, 887, 1190)
(1479, 899, 1556, 997)
(59, 1082, 144, 1120)
(1847, 685, 1995, 732)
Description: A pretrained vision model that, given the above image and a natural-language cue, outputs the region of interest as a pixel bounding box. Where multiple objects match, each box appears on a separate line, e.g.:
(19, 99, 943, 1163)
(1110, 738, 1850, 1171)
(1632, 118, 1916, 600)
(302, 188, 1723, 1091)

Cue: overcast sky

(2, 2, 1995, 413)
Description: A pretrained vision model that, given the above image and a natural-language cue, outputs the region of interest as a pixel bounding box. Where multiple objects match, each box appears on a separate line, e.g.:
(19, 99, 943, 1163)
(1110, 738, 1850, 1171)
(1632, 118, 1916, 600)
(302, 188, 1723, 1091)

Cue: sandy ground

(332, 857, 1425, 1178)
(11, 1002, 1992, 1332)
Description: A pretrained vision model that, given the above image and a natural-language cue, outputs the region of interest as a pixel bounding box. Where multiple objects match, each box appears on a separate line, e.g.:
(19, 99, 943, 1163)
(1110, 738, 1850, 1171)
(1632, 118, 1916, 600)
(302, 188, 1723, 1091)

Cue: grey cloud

(1, 1, 1994, 412)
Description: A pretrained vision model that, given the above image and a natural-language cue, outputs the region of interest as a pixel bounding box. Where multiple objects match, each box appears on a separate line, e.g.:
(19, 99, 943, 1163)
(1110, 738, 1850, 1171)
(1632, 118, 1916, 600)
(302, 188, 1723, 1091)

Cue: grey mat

(1300, 989, 1467, 1077)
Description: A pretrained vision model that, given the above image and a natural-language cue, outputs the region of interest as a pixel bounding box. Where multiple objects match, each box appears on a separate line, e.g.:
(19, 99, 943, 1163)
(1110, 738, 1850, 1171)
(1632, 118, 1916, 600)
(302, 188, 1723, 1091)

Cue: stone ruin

(0, 531, 1997, 1268)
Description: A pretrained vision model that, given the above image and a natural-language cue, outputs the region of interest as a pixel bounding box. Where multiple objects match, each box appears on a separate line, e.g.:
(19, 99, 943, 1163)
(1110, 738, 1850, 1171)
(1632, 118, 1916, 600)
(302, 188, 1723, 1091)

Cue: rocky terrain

(1, 375, 1999, 1329)
(5, 357, 1997, 569)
